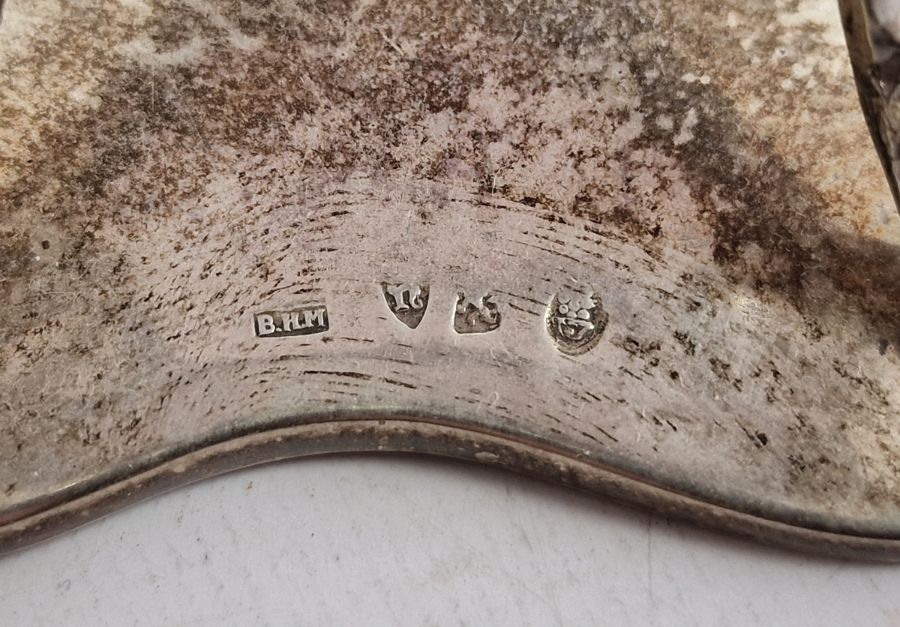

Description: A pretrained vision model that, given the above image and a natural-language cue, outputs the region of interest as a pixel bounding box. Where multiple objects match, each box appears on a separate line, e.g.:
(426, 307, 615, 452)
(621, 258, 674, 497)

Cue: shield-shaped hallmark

(381, 283, 430, 329)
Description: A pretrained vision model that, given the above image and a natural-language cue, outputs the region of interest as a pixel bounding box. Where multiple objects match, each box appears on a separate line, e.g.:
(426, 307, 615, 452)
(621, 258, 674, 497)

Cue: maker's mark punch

(254, 305, 329, 338)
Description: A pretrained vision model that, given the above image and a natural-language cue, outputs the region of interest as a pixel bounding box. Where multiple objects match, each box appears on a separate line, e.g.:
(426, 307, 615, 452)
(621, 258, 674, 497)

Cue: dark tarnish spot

(146, 4, 208, 53)
(401, 55, 477, 114)
(0, 232, 32, 307)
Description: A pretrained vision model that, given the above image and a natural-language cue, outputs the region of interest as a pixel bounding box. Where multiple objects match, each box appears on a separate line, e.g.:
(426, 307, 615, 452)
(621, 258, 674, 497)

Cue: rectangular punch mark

(254, 305, 329, 338)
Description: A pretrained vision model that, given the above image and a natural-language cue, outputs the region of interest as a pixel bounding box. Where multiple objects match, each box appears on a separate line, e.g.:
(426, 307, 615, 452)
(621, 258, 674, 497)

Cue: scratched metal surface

(1, 0, 899, 557)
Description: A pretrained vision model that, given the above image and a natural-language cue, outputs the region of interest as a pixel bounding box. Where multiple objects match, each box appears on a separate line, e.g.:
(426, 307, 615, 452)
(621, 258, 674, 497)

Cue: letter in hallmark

(546, 288, 608, 355)
(453, 292, 501, 334)
(382, 283, 429, 329)
(253, 305, 329, 338)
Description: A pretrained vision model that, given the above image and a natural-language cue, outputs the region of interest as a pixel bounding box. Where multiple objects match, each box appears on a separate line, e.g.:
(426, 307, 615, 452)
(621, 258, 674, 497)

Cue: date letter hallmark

(382, 283, 430, 329)
(454, 292, 501, 334)
(254, 305, 329, 338)
(547, 289, 608, 355)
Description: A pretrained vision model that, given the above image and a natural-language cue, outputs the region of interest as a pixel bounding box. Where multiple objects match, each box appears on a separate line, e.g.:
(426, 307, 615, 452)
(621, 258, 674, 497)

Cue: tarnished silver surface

(1, 0, 899, 558)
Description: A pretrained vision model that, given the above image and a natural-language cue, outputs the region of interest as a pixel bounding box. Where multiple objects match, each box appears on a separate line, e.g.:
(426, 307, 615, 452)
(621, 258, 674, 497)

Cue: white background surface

(1, 456, 899, 626)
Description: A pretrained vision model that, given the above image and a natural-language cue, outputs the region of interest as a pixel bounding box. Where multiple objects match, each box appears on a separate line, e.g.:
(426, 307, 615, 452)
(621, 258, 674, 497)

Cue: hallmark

(454, 292, 501, 334)
(382, 283, 429, 329)
(254, 305, 329, 338)
(547, 289, 608, 354)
